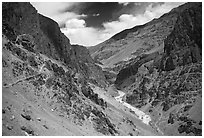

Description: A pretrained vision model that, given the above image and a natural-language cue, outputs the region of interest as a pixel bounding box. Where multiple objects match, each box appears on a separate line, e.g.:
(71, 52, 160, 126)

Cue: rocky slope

(2, 36, 115, 135)
(2, 34, 161, 136)
(89, 2, 202, 136)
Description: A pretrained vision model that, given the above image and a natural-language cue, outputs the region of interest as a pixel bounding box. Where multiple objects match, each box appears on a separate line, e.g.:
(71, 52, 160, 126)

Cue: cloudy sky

(31, 2, 185, 46)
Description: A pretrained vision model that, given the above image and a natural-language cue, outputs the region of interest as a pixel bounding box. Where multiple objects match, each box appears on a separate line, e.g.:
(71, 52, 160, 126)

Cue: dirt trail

(3, 74, 41, 88)
(3, 64, 46, 88)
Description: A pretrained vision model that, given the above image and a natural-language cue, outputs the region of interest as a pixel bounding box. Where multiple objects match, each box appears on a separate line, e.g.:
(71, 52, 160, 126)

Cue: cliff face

(2, 2, 71, 62)
(161, 3, 202, 71)
(71, 45, 107, 87)
(2, 2, 107, 87)
(2, 3, 39, 41)
(38, 14, 72, 63)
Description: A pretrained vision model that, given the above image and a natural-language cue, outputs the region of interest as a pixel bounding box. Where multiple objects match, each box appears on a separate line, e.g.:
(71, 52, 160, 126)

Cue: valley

(2, 2, 202, 136)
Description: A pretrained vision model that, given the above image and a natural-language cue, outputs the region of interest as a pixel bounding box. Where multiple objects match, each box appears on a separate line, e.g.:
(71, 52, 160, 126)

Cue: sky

(31, 2, 185, 46)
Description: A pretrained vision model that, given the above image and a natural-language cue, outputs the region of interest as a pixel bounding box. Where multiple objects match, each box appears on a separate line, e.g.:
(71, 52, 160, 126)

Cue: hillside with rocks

(89, 2, 202, 136)
(2, 33, 162, 136)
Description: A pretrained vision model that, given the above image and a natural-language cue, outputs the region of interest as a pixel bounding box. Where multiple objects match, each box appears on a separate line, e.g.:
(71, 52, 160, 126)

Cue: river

(115, 90, 151, 125)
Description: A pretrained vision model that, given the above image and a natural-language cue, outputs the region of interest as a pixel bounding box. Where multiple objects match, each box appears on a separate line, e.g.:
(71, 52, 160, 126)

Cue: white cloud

(102, 13, 150, 37)
(65, 19, 86, 28)
(31, 2, 75, 16)
(144, 2, 185, 19)
(31, 2, 86, 25)
(103, 2, 185, 36)
(61, 13, 149, 46)
(62, 25, 105, 46)
(59, 2, 184, 46)
(52, 12, 87, 26)
(61, 18, 111, 46)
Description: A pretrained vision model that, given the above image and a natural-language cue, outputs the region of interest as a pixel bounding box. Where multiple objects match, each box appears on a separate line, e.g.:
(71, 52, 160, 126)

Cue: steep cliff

(71, 45, 107, 87)
(2, 2, 107, 87)
(38, 14, 72, 63)
(161, 2, 202, 71)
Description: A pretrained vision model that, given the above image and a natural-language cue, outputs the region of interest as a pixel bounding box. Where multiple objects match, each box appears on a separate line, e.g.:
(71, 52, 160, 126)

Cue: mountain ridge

(88, 2, 201, 69)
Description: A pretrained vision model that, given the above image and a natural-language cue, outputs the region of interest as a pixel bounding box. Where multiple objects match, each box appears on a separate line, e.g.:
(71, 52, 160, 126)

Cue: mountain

(2, 2, 163, 136)
(88, 6, 176, 68)
(89, 2, 202, 136)
(89, 3, 201, 69)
